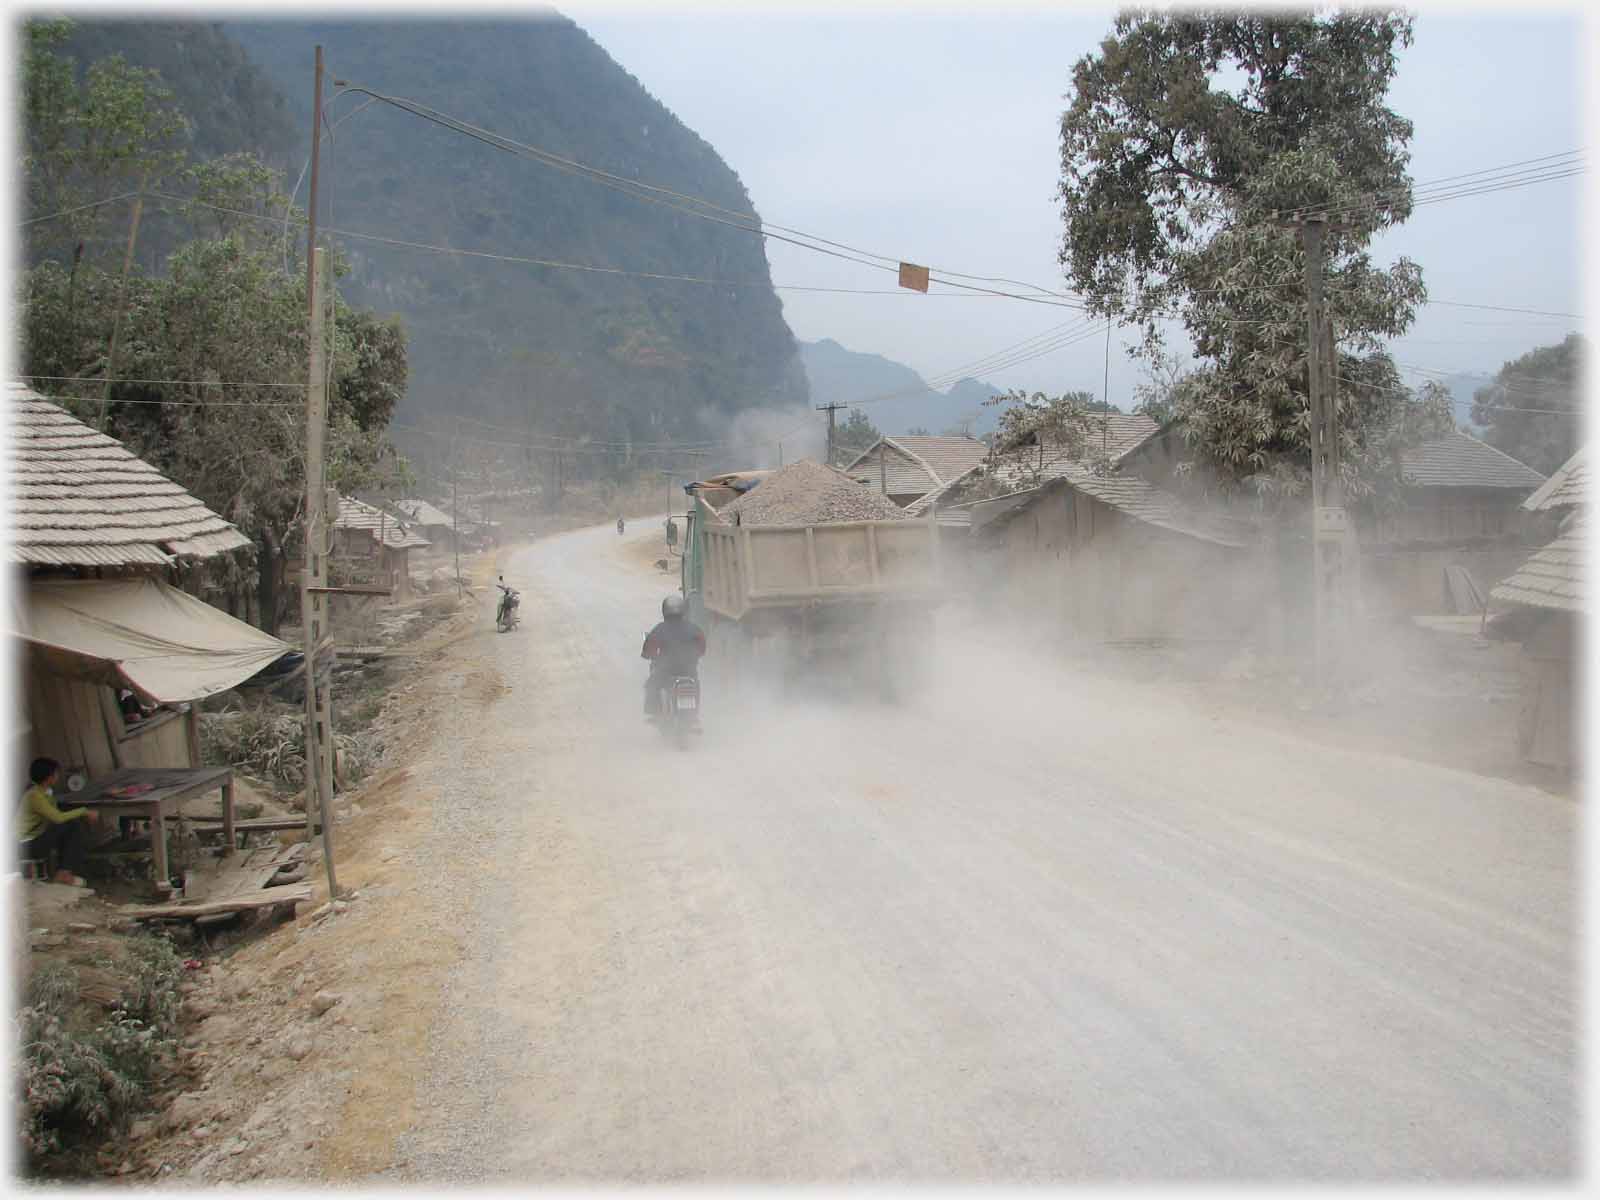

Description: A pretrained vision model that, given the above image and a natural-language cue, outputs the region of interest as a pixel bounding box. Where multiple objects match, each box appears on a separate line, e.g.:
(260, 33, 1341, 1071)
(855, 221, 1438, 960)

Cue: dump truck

(678, 477, 942, 698)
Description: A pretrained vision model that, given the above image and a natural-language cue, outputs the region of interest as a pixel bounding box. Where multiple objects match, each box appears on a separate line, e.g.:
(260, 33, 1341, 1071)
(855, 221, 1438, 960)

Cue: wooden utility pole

(99, 172, 148, 431)
(817, 401, 846, 466)
(452, 457, 462, 600)
(301, 47, 339, 896)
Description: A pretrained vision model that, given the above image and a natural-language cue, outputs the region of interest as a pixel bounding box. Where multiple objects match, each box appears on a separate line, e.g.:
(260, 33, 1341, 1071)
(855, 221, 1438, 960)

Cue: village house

(842, 435, 991, 508)
(7, 384, 289, 878)
(963, 463, 1260, 642)
(1115, 421, 1548, 619)
(904, 411, 1262, 640)
(329, 494, 432, 601)
(1489, 446, 1584, 771)
(386, 496, 458, 550)
(1360, 430, 1547, 616)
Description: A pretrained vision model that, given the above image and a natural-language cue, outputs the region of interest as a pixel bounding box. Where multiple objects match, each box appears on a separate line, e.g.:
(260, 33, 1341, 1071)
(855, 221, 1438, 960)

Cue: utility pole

(1102, 320, 1112, 456)
(301, 46, 339, 896)
(452, 446, 462, 600)
(1283, 212, 1356, 697)
(817, 401, 846, 466)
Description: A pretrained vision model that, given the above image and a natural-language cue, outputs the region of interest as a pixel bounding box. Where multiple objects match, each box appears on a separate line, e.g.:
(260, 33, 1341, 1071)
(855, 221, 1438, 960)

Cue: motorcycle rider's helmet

(662, 594, 687, 621)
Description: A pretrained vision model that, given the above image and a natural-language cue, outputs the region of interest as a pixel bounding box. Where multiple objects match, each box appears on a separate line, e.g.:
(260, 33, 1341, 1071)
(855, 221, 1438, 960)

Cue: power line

(25, 374, 304, 389)
(141, 192, 1074, 303)
(21, 191, 140, 227)
(34, 391, 302, 409)
(1274, 148, 1586, 222)
(333, 84, 1091, 311)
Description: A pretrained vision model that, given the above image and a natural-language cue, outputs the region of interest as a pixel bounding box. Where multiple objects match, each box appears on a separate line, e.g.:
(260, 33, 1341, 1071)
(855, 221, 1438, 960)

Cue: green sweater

(18, 783, 89, 843)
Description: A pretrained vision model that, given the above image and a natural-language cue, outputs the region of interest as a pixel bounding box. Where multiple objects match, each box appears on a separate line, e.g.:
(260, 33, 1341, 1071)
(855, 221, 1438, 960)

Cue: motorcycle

(495, 579, 520, 632)
(652, 675, 701, 749)
(617, 517, 626, 535)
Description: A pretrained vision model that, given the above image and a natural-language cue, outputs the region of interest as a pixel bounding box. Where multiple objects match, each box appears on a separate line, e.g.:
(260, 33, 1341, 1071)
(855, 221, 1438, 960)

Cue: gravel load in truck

(720, 459, 909, 526)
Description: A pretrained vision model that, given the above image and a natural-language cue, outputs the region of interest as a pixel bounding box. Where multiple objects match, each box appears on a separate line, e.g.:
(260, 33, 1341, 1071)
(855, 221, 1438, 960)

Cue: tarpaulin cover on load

(10, 578, 290, 703)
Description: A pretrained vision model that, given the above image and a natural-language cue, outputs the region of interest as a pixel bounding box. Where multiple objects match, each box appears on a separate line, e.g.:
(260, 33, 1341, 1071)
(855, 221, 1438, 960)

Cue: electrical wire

(335, 84, 1091, 309)
(36, 391, 302, 408)
(25, 374, 304, 389)
(21, 191, 140, 226)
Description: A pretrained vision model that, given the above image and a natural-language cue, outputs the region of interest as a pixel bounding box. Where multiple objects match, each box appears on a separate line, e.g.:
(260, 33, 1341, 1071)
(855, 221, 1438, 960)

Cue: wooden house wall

(22, 669, 195, 778)
(1360, 487, 1543, 616)
(995, 488, 1257, 641)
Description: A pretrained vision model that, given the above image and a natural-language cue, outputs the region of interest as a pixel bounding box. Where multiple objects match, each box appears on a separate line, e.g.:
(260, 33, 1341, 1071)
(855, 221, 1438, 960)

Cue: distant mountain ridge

(798, 338, 1004, 436)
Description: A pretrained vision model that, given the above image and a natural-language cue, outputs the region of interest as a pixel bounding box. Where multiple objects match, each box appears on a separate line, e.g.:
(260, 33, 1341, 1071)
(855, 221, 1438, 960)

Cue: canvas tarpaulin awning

(10, 578, 290, 703)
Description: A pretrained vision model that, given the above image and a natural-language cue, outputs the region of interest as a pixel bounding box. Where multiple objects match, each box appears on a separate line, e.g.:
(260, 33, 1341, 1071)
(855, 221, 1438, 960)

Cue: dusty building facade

(971, 468, 1261, 643)
(1359, 432, 1547, 616)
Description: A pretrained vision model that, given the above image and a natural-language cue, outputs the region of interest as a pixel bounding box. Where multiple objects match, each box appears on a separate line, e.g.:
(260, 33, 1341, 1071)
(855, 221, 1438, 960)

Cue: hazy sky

(572, 3, 1591, 411)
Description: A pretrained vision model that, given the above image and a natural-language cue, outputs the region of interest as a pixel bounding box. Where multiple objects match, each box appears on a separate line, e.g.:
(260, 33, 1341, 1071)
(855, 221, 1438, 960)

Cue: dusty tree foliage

(1057, 8, 1452, 503)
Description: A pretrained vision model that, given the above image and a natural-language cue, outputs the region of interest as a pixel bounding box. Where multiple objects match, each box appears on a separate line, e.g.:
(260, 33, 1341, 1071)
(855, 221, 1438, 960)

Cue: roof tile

(6, 383, 253, 567)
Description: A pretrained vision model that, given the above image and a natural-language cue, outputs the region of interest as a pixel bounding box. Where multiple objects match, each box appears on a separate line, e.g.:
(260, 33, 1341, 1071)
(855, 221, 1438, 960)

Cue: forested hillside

(223, 17, 808, 445)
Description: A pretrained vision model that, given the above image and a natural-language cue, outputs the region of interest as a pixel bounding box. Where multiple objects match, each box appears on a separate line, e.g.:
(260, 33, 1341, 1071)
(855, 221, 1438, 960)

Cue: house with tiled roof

(1363, 430, 1547, 615)
(7, 382, 287, 783)
(842, 435, 991, 508)
(1486, 444, 1585, 771)
(330, 494, 431, 601)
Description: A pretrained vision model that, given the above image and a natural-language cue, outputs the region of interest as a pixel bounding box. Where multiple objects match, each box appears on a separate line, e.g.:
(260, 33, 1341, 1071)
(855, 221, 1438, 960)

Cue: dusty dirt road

(380, 521, 1574, 1183)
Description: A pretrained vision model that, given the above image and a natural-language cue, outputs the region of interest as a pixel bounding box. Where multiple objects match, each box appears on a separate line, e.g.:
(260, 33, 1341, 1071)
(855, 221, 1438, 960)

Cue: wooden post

(452, 453, 462, 600)
(303, 241, 340, 893)
(185, 704, 202, 770)
(96, 689, 125, 770)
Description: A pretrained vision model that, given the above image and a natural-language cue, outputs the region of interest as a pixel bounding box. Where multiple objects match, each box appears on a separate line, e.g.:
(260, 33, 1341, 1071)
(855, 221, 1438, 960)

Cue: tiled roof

(908, 412, 1160, 513)
(1399, 430, 1545, 490)
(1057, 465, 1252, 548)
(1522, 446, 1586, 512)
(843, 435, 990, 498)
(390, 497, 455, 527)
(1072, 412, 1162, 463)
(1491, 512, 1585, 613)
(333, 495, 431, 549)
(6, 382, 253, 567)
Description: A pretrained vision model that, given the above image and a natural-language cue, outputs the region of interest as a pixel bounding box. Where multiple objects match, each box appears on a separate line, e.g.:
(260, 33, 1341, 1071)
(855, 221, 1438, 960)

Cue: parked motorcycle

(652, 675, 701, 749)
(495, 578, 520, 632)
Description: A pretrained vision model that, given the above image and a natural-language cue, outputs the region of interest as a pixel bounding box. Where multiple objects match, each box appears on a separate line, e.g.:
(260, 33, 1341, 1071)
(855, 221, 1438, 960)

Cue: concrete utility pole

(301, 46, 339, 896)
(817, 401, 846, 466)
(1284, 213, 1357, 696)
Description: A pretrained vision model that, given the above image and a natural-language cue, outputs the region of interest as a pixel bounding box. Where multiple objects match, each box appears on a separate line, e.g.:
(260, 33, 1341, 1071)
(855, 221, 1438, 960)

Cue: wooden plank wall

(22, 671, 195, 777)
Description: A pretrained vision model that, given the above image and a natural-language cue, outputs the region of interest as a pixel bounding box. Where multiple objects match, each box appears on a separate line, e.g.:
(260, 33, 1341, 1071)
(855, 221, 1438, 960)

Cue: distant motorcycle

(651, 675, 701, 750)
(495, 578, 520, 632)
(617, 517, 626, 535)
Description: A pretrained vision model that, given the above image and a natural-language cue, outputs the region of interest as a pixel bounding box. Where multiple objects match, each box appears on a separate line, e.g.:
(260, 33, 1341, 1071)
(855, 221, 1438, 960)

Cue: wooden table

(71, 767, 235, 886)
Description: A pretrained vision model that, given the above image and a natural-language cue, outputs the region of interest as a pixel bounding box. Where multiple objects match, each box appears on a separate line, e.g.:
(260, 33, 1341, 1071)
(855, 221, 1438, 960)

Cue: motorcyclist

(641, 594, 705, 716)
(495, 575, 519, 627)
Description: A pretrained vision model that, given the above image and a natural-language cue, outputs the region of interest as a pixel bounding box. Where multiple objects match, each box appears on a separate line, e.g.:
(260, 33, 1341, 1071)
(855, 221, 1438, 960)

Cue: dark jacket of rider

(641, 618, 706, 678)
